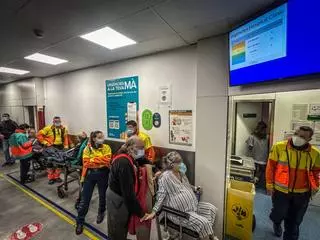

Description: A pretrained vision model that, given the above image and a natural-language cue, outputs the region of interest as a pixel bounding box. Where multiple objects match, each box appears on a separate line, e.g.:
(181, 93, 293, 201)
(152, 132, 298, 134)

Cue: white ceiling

(0, 0, 277, 83)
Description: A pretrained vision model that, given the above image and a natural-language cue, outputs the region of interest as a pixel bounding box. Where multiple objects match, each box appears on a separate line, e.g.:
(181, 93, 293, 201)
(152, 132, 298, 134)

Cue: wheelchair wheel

(57, 188, 66, 199)
(252, 214, 256, 232)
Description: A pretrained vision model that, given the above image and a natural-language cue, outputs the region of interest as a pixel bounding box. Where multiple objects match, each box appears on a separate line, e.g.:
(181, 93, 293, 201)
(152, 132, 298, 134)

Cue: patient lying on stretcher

(142, 151, 217, 240)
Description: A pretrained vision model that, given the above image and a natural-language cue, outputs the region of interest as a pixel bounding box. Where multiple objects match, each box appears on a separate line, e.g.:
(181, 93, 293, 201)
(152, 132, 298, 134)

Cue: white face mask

(2, 117, 9, 121)
(134, 149, 145, 159)
(54, 122, 61, 127)
(292, 136, 307, 147)
(95, 138, 104, 145)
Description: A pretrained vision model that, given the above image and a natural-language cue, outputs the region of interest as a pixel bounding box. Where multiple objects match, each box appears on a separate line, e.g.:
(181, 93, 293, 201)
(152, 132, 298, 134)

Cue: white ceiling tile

(108, 9, 176, 42)
(154, 0, 276, 35)
(0, 0, 279, 83)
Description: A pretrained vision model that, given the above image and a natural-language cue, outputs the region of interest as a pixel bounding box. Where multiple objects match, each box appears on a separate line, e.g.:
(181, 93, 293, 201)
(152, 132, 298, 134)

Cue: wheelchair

(157, 205, 201, 240)
(155, 186, 207, 240)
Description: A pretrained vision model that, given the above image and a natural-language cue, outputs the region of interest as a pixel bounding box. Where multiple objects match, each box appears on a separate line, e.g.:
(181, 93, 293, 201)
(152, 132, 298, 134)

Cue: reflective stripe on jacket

(266, 140, 320, 194)
(81, 143, 112, 182)
(37, 125, 69, 148)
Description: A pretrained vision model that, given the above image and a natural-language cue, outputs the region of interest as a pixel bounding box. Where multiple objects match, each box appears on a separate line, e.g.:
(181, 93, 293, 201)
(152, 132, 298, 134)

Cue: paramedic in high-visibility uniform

(37, 116, 69, 184)
(126, 120, 156, 162)
(266, 126, 320, 240)
(75, 130, 112, 235)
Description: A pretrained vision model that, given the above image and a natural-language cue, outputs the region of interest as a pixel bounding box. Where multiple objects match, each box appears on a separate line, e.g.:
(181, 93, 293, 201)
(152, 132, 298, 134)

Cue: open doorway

(226, 91, 320, 240)
(230, 100, 274, 188)
(23, 106, 37, 129)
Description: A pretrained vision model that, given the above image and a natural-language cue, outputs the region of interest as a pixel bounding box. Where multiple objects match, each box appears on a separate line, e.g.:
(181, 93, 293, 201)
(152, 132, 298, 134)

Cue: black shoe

(96, 213, 105, 224)
(75, 223, 84, 235)
(48, 179, 55, 185)
(273, 223, 283, 237)
(55, 178, 63, 183)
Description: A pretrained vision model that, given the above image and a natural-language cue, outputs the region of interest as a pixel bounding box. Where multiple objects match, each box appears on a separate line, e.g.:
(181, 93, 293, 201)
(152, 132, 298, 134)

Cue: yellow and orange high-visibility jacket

(138, 131, 156, 162)
(37, 125, 69, 149)
(266, 140, 320, 194)
(81, 143, 112, 182)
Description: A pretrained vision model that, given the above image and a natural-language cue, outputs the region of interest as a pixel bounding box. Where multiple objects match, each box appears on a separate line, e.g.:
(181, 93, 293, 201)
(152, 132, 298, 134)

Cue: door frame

(231, 99, 276, 155)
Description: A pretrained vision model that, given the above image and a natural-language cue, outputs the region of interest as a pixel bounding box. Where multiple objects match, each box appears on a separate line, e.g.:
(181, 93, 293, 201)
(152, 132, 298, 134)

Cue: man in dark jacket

(0, 113, 18, 166)
(106, 136, 147, 240)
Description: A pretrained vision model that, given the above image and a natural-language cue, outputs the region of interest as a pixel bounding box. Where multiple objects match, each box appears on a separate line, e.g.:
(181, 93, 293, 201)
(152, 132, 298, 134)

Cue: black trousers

(270, 190, 310, 240)
(20, 157, 32, 184)
(76, 168, 109, 224)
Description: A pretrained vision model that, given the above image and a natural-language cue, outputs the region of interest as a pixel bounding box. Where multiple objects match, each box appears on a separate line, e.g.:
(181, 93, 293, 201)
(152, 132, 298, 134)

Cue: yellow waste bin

(226, 180, 255, 240)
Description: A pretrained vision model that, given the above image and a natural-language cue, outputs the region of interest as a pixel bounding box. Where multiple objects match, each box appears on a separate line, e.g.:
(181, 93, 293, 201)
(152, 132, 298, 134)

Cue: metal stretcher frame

(48, 147, 82, 199)
(157, 205, 200, 239)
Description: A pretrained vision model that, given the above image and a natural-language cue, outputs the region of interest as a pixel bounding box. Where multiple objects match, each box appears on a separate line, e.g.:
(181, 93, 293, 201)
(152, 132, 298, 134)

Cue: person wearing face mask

(106, 136, 149, 240)
(266, 126, 320, 239)
(37, 116, 69, 184)
(126, 121, 156, 162)
(8, 124, 34, 184)
(0, 113, 18, 166)
(75, 131, 112, 235)
(142, 151, 217, 240)
(246, 121, 269, 187)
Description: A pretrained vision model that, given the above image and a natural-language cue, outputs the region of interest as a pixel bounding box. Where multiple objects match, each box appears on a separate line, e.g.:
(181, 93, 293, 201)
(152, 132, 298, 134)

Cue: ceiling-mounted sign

(153, 113, 161, 128)
(142, 109, 153, 131)
(159, 85, 172, 105)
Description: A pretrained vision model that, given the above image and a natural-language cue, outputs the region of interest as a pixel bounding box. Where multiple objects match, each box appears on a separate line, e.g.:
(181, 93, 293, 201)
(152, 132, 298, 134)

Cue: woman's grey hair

(163, 151, 182, 170)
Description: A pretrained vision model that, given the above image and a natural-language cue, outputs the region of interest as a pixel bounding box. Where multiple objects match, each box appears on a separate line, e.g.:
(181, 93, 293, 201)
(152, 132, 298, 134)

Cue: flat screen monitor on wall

(229, 0, 320, 86)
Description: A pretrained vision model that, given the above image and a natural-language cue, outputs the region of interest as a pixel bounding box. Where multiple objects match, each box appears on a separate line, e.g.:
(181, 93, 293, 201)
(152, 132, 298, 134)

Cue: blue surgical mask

(179, 163, 187, 174)
(127, 129, 135, 137)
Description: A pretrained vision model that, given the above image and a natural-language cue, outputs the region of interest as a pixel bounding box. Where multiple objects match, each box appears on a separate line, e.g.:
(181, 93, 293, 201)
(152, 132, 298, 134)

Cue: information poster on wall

(292, 104, 308, 121)
(169, 110, 192, 146)
(106, 76, 139, 139)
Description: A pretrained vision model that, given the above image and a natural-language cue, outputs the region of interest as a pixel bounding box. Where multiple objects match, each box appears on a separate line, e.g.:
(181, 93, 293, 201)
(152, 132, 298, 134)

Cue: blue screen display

(229, 0, 320, 86)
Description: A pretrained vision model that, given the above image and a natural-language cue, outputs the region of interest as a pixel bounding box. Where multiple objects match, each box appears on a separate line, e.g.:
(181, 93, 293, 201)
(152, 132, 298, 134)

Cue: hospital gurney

(40, 145, 82, 199)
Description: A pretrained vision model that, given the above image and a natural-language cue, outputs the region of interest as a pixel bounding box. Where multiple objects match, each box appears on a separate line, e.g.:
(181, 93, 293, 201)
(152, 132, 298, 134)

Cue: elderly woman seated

(142, 151, 217, 240)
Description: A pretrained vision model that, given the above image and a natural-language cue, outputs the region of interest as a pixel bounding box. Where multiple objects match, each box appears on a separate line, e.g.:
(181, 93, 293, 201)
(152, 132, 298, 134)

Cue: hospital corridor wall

(42, 36, 230, 238)
(0, 35, 233, 239)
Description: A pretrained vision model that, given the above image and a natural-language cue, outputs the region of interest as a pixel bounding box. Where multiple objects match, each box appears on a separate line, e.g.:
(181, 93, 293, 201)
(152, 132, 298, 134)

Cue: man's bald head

(124, 136, 145, 158)
(127, 136, 144, 148)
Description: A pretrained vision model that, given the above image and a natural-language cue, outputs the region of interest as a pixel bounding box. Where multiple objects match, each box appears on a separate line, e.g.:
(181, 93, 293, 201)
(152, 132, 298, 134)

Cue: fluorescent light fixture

(24, 53, 68, 65)
(80, 26, 136, 50)
(0, 67, 29, 75)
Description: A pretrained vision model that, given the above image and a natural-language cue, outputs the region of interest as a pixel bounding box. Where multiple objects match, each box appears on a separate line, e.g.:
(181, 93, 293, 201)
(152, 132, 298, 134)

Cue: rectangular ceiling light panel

(80, 26, 136, 50)
(0, 67, 29, 75)
(24, 53, 68, 65)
